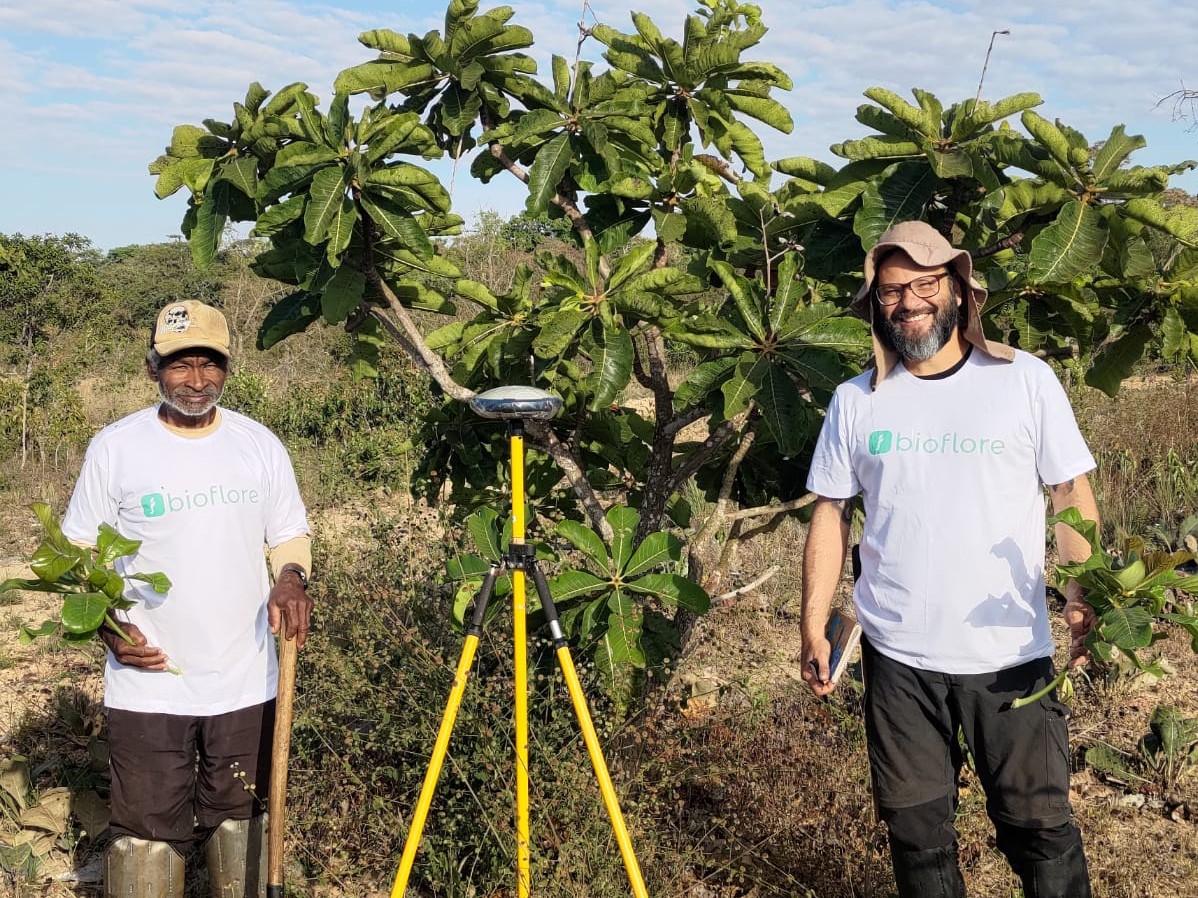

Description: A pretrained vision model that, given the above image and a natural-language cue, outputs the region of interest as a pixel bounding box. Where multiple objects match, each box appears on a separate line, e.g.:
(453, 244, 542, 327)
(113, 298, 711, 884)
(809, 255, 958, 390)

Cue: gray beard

(876, 300, 960, 362)
(158, 383, 222, 418)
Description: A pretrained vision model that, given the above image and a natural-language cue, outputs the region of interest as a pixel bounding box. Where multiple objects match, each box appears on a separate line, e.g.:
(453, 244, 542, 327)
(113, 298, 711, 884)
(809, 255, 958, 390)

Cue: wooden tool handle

(267, 634, 299, 898)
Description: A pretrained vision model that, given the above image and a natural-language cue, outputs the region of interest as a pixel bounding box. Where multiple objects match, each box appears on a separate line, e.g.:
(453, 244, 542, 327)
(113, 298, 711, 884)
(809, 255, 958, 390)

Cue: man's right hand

(100, 622, 170, 671)
(800, 635, 836, 697)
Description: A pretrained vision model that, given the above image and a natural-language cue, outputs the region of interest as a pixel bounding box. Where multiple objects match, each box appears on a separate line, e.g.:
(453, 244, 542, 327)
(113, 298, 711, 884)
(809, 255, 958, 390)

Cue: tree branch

(725, 492, 818, 523)
(370, 282, 474, 402)
(487, 139, 607, 276)
(975, 231, 1024, 259)
(694, 153, 741, 185)
(526, 419, 613, 540)
(663, 407, 706, 439)
(713, 564, 780, 603)
(667, 416, 741, 496)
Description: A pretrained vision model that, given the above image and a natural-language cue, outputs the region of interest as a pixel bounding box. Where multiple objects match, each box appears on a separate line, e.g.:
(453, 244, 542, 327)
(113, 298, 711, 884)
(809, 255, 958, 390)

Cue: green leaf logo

(141, 493, 166, 518)
(868, 430, 893, 455)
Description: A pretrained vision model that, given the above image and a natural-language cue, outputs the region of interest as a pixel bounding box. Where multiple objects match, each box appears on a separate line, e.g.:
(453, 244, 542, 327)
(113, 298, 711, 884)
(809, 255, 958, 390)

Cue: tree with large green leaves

(152, 0, 1198, 692)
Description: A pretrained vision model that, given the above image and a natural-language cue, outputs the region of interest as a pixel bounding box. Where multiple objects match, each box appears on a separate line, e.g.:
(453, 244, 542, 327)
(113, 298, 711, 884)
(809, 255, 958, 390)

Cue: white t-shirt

(806, 349, 1095, 674)
(62, 407, 310, 715)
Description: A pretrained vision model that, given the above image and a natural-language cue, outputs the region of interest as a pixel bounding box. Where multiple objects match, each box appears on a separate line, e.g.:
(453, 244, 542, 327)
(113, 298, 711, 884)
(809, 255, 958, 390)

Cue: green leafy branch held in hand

(0, 503, 171, 648)
(1013, 507, 1198, 709)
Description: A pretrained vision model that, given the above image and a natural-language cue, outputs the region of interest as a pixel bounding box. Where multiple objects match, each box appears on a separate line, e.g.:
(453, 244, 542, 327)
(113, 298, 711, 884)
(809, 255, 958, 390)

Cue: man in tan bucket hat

(799, 222, 1100, 896)
(62, 300, 313, 897)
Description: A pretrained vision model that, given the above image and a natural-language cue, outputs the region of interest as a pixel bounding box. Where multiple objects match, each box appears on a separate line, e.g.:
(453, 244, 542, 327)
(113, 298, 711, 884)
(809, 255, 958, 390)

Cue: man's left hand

(268, 573, 312, 648)
(1063, 580, 1093, 669)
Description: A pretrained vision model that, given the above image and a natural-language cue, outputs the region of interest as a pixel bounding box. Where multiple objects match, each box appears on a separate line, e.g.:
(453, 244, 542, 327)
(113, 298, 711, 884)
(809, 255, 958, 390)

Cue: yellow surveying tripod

(389, 386, 649, 898)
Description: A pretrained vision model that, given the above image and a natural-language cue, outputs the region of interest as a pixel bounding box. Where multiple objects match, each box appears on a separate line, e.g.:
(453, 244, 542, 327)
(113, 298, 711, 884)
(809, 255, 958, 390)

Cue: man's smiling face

(874, 252, 962, 362)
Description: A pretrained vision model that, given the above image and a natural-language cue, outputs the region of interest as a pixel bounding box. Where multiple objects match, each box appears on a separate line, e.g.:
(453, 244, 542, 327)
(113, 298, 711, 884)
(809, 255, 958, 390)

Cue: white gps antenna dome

(468, 385, 562, 421)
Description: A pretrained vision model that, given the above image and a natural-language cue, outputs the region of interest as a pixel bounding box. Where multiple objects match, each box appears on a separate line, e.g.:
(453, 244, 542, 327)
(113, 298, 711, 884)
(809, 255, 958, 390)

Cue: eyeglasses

(875, 271, 950, 306)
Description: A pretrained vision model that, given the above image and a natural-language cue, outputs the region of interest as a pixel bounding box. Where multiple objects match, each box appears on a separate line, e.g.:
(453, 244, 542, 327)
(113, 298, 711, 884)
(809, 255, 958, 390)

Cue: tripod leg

(528, 563, 650, 898)
(389, 565, 500, 898)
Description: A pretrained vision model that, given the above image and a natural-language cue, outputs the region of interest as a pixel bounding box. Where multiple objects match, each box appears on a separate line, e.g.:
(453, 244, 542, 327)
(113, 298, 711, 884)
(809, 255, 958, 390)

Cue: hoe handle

(267, 634, 299, 898)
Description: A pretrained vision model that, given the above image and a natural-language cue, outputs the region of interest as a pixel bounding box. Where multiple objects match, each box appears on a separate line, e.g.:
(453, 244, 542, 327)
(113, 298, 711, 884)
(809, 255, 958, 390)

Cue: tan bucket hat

(150, 301, 231, 359)
(851, 221, 1012, 387)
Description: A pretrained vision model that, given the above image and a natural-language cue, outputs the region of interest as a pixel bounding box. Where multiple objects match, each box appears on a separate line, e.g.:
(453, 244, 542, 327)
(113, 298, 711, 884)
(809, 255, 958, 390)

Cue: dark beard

(875, 298, 960, 362)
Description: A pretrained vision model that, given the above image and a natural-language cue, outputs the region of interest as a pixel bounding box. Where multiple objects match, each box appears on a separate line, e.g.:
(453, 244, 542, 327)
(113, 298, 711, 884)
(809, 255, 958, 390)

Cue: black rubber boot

(890, 844, 967, 898)
(1016, 843, 1092, 898)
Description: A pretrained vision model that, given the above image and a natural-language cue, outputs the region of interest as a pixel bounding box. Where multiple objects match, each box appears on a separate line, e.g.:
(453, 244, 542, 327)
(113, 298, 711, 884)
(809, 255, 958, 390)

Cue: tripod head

(468, 385, 562, 422)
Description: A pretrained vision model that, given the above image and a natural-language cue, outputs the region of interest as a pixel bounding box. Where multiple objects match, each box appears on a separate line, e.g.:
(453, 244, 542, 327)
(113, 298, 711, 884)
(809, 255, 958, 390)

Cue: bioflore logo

(141, 485, 260, 518)
(868, 429, 1006, 457)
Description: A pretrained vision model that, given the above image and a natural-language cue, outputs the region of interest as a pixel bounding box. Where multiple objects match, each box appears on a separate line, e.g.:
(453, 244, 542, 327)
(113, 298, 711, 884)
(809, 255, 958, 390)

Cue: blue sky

(2, 0, 1196, 251)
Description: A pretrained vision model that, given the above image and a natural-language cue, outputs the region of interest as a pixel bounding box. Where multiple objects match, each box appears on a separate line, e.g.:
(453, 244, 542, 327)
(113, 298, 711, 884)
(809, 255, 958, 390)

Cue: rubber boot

(1017, 843, 1092, 898)
(204, 815, 268, 898)
(891, 844, 967, 898)
(103, 836, 185, 898)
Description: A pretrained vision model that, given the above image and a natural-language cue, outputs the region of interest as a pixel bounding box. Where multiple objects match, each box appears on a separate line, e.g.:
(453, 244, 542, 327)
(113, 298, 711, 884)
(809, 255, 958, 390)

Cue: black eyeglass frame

(874, 271, 951, 306)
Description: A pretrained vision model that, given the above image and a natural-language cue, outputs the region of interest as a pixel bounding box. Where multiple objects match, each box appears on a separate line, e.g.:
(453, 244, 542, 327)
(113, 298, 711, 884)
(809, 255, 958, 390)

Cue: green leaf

(217, 156, 259, 200)
(251, 194, 306, 238)
(1021, 110, 1075, 172)
(453, 279, 499, 311)
(95, 525, 140, 566)
(755, 362, 807, 457)
(257, 162, 330, 205)
(467, 508, 503, 563)
(831, 136, 921, 162)
(1149, 705, 1198, 757)
(1162, 307, 1190, 360)
(596, 597, 645, 670)
(525, 132, 572, 216)
(257, 291, 320, 350)
(360, 193, 433, 257)
(128, 572, 171, 594)
(323, 196, 359, 263)
(607, 242, 655, 292)
(556, 520, 612, 575)
(365, 164, 451, 213)
(319, 265, 365, 324)
(1092, 125, 1147, 182)
(549, 569, 609, 603)
(622, 532, 681, 579)
(607, 506, 639, 574)
(1084, 325, 1152, 397)
(586, 322, 633, 411)
(1098, 605, 1154, 651)
(681, 195, 737, 247)
(722, 354, 768, 417)
(446, 554, 491, 581)
(60, 593, 109, 635)
(674, 356, 738, 408)
(18, 620, 59, 645)
(334, 61, 439, 96)
(1027, 200, 1109, 284)
(303, 166, 351, 245)
(1, 578, 66, 595)
(533, 309, 587, 360)
(853, 161, 938, 249)
(189, 181, 229, 269)
(30, 541, 83, 583)
(625, 573, 711, 612)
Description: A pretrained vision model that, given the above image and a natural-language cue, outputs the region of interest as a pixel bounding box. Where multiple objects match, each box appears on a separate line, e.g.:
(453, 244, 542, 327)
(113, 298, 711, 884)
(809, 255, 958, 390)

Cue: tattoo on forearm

(1051, 478, 1076, 496)
(830, 498, 853, 525)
